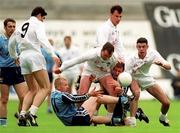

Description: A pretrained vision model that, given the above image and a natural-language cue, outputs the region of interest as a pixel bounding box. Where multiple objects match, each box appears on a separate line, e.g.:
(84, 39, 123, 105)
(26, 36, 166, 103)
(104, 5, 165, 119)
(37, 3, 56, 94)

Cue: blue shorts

(0, 67, 25, 85)
(71, 107, 91, 126)
(48, 72, 53, 83)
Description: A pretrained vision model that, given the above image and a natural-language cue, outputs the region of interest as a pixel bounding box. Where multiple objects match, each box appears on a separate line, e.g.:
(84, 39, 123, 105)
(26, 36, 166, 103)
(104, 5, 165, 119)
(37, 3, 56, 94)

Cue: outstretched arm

(62, 93, 90, 103)
(62, 88, 102, 103)
(54, 49, 98, 74)
(153, 50, 171, 70)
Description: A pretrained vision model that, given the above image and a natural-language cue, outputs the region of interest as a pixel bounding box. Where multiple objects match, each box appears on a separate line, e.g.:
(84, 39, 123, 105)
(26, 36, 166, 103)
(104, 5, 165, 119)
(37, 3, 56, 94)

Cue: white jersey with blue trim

(60, 48, 117, 79)
(125, 49, 168, 79)
(95, 19, 125, 61)
(8, 16, 56, 60)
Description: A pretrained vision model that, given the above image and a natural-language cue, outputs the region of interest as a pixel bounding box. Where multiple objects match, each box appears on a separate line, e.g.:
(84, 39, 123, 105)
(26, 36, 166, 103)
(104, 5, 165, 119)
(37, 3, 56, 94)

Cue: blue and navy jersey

(0, 34, 16, 67)
(51, 90, 89, 126)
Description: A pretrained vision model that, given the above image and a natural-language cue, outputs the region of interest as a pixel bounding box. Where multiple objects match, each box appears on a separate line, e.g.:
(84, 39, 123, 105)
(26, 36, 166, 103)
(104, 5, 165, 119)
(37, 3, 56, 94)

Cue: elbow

(165, 64, 171, 71)
(167, 66, 171, 71)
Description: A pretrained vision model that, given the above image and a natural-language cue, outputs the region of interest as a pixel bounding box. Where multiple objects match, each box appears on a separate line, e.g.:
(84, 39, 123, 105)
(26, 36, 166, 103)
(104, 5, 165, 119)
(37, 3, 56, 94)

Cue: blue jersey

(41, 48, 62, 72)
(51, 90, 89, 126)
(0, 34, 16, 67)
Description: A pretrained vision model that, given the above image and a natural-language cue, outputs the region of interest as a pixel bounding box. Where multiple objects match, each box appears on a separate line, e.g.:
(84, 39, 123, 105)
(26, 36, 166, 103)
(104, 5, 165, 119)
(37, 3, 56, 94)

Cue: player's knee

(134, 91, 140, 101)
(29, 89, 37, 95)
(40, 83, 51, 90)
(0, 97, 8, 105)
(78, 87, 89, 95)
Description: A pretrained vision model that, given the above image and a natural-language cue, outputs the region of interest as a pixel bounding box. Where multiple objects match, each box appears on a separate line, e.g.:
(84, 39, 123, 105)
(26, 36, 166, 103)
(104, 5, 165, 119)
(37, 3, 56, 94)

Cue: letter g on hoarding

(154, 6, 180, 28)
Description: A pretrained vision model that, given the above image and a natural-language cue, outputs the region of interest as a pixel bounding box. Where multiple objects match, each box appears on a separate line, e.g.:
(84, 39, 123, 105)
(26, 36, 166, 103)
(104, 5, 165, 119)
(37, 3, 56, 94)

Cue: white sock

(106, 112, 113, 118)
(159, 112, 167, 121)
(93, 110, 98, 116)
(20, 111, 26, 116)
(126, 117, 136, 127)
(29, 105, 38, 116)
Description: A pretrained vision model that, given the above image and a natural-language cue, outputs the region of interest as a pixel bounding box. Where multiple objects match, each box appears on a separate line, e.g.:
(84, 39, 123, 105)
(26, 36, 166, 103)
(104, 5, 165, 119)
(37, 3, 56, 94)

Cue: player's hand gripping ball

(118, 72, 132, 87)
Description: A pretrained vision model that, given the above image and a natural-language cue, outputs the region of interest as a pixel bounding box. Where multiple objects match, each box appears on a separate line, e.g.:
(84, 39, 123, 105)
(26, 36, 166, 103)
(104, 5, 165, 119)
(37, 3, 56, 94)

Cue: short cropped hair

(54, 76, 66, 89)
(64, 36, 71, 41)
(115, 62, 125, 71)
(137, 37, 148, 44)
(4, 18, 16, 27)
(110, 5, 123, 14)
(101, 42, 114, 55)
(31, 6, 47, 17)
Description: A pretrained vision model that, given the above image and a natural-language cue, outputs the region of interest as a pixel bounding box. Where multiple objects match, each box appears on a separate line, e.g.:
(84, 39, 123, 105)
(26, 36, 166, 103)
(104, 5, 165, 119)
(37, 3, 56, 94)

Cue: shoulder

(97, 20, 110, 31)
(90, 48, 99, 56)
(71, 45, 78, 49)
(0, 34, 5, 40)
(148, 49, 160, 56)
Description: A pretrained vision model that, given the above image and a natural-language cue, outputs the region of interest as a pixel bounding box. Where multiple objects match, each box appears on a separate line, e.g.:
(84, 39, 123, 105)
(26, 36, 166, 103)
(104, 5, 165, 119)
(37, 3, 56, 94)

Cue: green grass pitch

(1, 100, 180, 133)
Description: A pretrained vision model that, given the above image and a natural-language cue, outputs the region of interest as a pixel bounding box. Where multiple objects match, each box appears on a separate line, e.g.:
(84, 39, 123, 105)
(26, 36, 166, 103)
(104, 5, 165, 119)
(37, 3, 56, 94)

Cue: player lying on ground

(51, 76, 137, 126)
(51, 77, 138, 126)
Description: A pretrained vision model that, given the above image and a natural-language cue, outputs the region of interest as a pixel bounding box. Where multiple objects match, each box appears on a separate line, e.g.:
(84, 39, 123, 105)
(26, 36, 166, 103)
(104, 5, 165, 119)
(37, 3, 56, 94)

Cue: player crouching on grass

(51, 76, 135, 126)
(111, 62, 149, 123)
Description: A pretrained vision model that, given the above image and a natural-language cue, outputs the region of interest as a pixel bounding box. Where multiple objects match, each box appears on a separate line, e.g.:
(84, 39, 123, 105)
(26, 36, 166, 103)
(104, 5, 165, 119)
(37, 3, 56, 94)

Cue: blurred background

(0, 0, 180, 99)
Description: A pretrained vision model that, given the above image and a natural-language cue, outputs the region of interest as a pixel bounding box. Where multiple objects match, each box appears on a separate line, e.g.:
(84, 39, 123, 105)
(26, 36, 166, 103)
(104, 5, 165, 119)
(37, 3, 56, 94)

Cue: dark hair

(115, 62, 125, 71)
(31, 6, 47, 16)
(4, 18, 16, 27)
(137, 37, 148, 44)
(110, 5, 123, 14)
(101, 42, 114, 55)
(64, 36, 71, 41)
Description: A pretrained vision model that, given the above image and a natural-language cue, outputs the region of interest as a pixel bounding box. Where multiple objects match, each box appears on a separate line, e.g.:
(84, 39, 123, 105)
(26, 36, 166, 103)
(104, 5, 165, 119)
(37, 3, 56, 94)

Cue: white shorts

(134, 76, 156, 90)
(82, 69, 110, 80)
(19, 51, 46, 75)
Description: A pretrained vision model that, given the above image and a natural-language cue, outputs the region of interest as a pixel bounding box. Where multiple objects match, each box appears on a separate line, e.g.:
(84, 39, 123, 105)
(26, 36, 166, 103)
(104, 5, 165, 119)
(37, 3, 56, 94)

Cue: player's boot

(26, 112, 38, 126)
(14, 112, 19, 119)
(135, 108, 149, 123)
(159, 113, 170, 127)
(18, 115, 30, 126)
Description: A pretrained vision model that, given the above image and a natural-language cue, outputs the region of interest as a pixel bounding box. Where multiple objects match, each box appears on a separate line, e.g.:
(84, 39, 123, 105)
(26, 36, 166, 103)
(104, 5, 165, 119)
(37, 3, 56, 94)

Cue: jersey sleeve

(62, 92, 89, 103)
(125, 56, 134, 74)
(8, 32, 18, 59)
(60, 49, 97, 71)
(152, 50, 168, 64)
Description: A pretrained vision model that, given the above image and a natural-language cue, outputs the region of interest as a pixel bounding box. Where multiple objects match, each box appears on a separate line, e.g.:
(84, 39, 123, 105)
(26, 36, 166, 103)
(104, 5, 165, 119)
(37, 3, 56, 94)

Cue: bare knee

(29, 89, 38, 96)
(133, 91, 140, 101)
(0, 97, 9, 105)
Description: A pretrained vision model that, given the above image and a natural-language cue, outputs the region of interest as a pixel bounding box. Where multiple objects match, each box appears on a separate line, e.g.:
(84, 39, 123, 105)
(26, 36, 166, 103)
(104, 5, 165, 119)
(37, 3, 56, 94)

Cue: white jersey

(95, 19, 125, 61)
(125, 49, 168, 79)
(60, 48, 117, 79)
(8, 16, 56, 59)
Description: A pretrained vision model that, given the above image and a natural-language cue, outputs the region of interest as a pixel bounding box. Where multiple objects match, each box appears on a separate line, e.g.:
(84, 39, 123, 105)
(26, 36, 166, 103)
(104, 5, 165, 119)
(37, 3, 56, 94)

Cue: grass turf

(1, 100, 180, 133)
